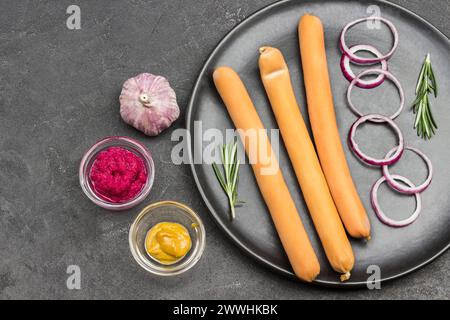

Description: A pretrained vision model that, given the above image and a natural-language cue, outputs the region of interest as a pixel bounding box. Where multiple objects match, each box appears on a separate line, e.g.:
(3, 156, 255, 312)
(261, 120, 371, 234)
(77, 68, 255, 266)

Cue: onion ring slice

(340, 45, 388, 89)
(348, 114, 404, 166)
(371, 174, 422, 227)
(382, 146, 433, 194)
(347, 69, 404, 121)
(340, 16, 399, 64)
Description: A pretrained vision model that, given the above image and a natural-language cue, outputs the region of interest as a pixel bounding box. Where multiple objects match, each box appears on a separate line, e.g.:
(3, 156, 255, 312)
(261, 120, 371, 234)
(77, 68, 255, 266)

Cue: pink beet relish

(89, 146, 148, 203)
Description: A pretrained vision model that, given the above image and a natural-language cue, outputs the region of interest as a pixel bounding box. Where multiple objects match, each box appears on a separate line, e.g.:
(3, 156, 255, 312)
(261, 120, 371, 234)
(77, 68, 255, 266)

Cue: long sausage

(259, 47, 354, 279)
(213, 66, 320, 282)
(298, 14, 371, 239)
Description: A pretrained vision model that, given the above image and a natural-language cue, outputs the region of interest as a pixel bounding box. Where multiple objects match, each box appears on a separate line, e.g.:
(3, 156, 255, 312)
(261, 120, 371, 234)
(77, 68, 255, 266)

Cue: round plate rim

(186, 0, 450, 288)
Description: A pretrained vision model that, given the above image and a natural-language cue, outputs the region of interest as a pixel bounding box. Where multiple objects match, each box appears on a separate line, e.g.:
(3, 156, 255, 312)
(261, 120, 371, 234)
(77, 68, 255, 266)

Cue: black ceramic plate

(186, 0, 450, 287)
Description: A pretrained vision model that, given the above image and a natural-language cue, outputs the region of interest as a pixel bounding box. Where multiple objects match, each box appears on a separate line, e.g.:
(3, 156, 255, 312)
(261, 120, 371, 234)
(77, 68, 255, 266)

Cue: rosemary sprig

(412, 53, 438, 139)
(212, 140, 244, 220)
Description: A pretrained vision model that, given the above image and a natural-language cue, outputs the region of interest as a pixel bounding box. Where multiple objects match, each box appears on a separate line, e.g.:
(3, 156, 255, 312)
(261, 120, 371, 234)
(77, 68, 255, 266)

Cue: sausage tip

(340, 272, 351, 282)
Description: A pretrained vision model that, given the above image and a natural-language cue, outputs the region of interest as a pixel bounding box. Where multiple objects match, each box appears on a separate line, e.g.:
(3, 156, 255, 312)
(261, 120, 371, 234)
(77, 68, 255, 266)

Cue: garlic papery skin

(120, 73, 180, 136)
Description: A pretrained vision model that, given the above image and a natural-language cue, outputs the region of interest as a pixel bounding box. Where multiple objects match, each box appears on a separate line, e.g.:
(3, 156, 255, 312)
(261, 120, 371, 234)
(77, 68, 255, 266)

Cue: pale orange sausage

(259, 47, 354, 279)
(298, 14, 371, 239)
(213, 66, 320, 282)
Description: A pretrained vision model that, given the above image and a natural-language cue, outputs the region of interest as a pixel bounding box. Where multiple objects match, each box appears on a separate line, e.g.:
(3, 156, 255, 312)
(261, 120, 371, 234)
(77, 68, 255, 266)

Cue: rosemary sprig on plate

(212, 140, 244, 220)
(412, 53, 438, 139)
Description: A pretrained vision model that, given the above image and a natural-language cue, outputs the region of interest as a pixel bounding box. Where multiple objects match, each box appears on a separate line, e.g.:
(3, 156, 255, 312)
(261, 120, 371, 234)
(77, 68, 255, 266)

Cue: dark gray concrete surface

(0, 0, 448, 300)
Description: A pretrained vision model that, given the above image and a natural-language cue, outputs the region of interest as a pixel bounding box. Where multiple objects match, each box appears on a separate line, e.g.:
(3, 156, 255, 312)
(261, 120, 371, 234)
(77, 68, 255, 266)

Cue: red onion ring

(347, 69, 404, 121)
(340, 16, 399, 64)
(348, 114, 404, 166)
(382, 146, 433, 194)
(371, 174, 422, 227)
(340, 45, 388, 89)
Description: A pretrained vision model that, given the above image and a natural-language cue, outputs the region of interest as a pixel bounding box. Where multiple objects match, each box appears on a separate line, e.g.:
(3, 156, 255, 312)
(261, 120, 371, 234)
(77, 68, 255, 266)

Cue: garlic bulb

(120, 73, 180, 136)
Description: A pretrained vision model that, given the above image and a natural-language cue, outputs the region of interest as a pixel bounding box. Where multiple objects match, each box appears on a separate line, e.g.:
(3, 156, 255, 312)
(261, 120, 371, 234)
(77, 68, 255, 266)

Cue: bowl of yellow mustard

(129, 201, 206, 276)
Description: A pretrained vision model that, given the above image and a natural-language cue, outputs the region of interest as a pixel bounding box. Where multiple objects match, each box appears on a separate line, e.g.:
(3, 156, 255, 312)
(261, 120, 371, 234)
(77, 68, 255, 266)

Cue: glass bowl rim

(128, 200, 206, 276)
(79, 136, 155, 210)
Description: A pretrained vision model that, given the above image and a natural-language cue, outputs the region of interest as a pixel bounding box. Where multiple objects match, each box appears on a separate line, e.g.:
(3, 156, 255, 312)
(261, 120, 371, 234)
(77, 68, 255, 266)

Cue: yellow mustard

(145, 222, 192, 264)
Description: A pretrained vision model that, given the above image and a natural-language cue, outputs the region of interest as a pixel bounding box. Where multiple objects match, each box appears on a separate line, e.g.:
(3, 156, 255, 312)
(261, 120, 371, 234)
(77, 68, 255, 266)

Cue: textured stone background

(0, 0, 448, 299)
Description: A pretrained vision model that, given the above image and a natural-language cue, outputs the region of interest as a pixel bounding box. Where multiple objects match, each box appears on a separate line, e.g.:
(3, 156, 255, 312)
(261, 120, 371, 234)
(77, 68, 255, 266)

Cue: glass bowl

(129, 201, 206, 276)
(79, 136, 155, 211)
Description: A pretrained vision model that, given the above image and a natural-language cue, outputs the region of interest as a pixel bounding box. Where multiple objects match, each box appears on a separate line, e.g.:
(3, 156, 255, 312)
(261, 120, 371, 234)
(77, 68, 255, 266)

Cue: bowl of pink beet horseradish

(79, 136, 155, 211)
